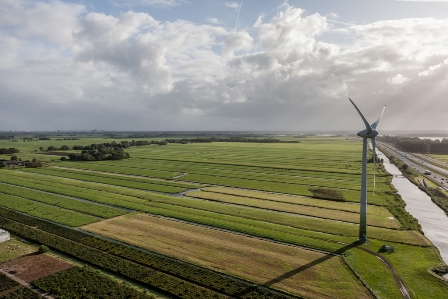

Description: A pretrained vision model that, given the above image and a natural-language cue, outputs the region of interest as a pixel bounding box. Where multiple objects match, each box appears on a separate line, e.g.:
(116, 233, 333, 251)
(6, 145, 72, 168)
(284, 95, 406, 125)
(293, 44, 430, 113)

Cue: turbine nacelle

(357, 129, 378, 139)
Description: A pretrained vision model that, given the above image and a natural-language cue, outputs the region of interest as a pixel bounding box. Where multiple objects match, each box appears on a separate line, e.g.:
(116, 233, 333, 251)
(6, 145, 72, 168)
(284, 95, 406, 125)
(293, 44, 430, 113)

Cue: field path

(335, 243, 411, 299)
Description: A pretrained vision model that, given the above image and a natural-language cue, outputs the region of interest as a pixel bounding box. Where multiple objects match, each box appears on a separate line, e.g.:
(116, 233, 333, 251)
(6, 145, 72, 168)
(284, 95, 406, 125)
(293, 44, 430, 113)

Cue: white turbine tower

(349, 98, 386, 243)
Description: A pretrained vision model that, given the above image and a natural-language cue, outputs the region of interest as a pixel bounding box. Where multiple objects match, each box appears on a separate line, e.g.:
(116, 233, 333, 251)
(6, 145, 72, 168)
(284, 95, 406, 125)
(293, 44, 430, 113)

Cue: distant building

(0, 229, 10, 243)
(0, 160, 24, 167)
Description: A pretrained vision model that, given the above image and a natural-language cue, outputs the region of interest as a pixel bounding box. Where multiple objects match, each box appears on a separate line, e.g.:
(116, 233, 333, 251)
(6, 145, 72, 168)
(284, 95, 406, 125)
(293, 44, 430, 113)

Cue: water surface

(378, 150, 448, 278)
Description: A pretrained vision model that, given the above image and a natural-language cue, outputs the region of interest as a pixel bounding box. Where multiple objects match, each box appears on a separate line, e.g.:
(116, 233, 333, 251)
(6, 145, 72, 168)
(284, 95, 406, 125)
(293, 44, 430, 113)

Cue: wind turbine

(349, 98, 386, 243)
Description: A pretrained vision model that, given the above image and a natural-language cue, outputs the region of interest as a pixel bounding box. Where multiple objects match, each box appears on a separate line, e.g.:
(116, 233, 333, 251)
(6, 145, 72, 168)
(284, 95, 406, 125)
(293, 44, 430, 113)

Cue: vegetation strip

(0, 171, 428, 245)
(0, 194, 99, 227)
(22, 168, 187, 194)
(0, 183, 126, 219)
(32, 267, 156, 299)
(0, 208, 301, 299)
(83, 213, 374, 299)
(185, 190, 401, 229)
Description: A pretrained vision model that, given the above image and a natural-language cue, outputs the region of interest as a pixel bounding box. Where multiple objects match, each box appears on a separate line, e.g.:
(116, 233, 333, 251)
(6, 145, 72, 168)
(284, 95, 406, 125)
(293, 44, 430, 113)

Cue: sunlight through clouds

(0, 0, 447, 130)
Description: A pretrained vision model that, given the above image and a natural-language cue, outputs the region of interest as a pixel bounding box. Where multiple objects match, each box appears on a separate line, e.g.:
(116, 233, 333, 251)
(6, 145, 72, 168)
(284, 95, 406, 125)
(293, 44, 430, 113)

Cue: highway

(378, 142, 448, 191)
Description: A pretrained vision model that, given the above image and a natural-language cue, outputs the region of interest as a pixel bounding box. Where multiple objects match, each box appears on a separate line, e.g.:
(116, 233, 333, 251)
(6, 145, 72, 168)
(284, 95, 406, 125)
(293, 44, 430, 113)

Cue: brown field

(186, 190, 400, 228)
(0, 239, 37, 263)
(83, 213, 373, 299)
(0, 253, 73, 282)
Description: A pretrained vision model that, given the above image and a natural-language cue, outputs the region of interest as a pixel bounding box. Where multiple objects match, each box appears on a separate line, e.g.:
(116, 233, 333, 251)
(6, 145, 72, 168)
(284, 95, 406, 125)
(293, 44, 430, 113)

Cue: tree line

(378, 136, 448, 154)
(0, 148, 19, 154)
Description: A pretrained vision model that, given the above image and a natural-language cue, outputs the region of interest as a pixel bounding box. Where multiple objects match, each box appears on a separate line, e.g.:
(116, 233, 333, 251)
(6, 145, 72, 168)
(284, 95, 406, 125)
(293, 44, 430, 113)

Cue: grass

(185, 190, 401, 229)
(0, 193, 99, 226)
(1, 136, 447, 298)
(0, 238, 37, 263)
(21, 168, 188, 194)
(82, 213, 373, 299)
(0, 170, 423, 244)
(0, 183, 127, 219)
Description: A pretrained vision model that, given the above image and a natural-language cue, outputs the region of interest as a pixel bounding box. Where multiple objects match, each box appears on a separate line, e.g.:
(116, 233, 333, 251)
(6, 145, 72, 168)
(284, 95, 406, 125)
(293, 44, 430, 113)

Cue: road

(378, 142, 448, 191)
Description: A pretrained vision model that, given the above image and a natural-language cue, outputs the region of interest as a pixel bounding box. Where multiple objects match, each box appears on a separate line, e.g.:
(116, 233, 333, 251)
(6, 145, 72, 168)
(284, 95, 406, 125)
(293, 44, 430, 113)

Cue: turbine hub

(357, 129, 378, 139)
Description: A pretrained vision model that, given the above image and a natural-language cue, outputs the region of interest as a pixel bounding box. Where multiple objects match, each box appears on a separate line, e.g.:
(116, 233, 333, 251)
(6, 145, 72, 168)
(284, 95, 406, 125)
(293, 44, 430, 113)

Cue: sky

(1, 0, 448, 132)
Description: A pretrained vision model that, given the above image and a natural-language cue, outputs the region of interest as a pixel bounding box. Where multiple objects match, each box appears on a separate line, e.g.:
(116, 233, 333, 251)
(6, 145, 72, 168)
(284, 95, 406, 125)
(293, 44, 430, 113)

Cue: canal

(378, 149, 448, 278)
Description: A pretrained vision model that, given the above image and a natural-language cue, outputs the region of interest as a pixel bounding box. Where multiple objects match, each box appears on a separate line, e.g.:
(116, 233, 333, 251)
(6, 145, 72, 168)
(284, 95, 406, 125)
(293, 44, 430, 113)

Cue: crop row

(0, 208, 300, 299)
(0, 287, 43, 299)
(0, 172, 423, 245)
(56, 161, 180, 179)
(0, 216, 227, 299)
(185, 191, 400, 229)
(32, 267, 155, 299)
(22, 168, 187, 194)
(0, 272, 20, 292)
(97, 158, 368, 180)
(0, 172, 365, 240)
(0, 193, 98, 227)
(50, 166, 200, 189)
(0, 183, 126, 219)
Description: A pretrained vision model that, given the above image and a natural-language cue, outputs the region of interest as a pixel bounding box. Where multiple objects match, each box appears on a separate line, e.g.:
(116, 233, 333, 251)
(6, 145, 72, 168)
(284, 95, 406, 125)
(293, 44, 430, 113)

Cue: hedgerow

(33, 267, 155, 299)
(0, 208, 300, 299)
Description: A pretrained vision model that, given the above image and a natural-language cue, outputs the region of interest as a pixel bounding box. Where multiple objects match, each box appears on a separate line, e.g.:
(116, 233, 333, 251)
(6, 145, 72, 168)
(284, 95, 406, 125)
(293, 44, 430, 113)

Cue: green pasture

(21, 167, 188, 194)
(1, 136, 447, 298)
(0, 238, 37, 262)
(0, 182, 126, 218)
(428, 154, 448, 165)
(0, 193, 99, 226)
(185, 190, 400, 228)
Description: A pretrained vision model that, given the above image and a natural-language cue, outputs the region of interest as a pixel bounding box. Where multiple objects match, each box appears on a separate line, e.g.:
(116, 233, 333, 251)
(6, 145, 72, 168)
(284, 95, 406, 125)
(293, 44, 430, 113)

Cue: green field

(1, 135, 447, 298)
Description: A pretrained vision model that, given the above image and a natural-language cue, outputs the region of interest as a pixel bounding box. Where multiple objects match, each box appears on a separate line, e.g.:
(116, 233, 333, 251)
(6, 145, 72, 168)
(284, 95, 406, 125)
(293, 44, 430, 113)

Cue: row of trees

(65, 148, 130, 161)
(0, 148, 19, 154)
(379, 136, 448, 154)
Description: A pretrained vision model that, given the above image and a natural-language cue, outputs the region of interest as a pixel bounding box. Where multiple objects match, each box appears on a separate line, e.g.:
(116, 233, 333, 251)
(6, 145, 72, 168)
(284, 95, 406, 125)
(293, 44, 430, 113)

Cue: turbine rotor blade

(349, 98, 373, 133)
(371, 105, 386, 130)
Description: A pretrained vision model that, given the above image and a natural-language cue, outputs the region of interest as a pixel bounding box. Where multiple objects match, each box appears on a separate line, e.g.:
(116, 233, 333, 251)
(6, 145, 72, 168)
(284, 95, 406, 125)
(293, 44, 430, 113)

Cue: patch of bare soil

(0, 253, 73, 282)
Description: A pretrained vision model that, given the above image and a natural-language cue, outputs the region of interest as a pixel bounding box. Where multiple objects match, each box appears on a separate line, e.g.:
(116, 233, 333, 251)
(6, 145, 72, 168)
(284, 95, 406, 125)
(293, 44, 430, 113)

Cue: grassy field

(83, 213, 373, 299)
(1, 135, 448, 298)
(429, 154, 448, 164)
(0, 239, 37, 263)
(185, 189, 400, 228)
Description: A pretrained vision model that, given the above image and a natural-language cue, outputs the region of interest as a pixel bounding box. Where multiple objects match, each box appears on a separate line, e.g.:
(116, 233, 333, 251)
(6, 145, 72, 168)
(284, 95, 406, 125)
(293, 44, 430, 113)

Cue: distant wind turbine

(349, 98, 386, 243)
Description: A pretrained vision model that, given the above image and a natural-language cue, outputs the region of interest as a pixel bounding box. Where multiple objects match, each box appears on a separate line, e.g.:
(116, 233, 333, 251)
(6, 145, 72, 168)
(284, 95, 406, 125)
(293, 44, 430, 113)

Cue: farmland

(83, 213, 372, 299)
(1, 134, 448, 298)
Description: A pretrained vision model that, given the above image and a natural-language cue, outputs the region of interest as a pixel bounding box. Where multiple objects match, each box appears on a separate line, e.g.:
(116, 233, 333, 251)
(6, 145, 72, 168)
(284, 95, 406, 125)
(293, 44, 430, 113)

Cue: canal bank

(378, 149, 448, 278)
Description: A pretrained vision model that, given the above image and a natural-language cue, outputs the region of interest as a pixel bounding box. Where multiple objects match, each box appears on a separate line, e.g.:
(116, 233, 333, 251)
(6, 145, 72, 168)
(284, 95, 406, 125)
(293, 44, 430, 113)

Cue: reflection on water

(378, 150, 448, 278)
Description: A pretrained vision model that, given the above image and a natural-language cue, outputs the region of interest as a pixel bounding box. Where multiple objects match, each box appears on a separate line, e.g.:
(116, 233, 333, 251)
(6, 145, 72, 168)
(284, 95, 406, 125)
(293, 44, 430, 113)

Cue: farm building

(0, 229, 10, 243)
(0, 160, 24, 167)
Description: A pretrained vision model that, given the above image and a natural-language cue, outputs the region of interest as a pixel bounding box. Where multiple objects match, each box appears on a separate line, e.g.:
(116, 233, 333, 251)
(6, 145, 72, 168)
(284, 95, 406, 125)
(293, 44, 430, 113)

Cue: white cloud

(1, 1, 448, 130)
(206, 17, 219, 24)
(387, 74, 410, 84)
(225, 2, 240, 10)
(111, 0, 180, 8)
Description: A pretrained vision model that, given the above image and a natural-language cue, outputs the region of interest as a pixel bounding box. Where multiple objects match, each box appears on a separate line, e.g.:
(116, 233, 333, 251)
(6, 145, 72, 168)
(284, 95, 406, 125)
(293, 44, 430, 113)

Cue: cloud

(1, 1, 448, 131)
(205, 17, 220, 24)
(225, 2, 240, 10)
(387, 74, 410, 84)
(111, 0, 181, 8)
